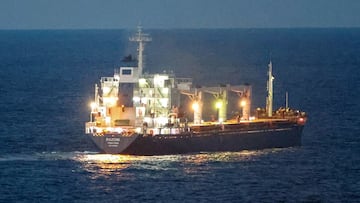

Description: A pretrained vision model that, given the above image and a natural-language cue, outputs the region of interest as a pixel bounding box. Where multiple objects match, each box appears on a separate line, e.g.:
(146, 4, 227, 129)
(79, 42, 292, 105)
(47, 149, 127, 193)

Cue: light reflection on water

(75, 154, 139, 178)
(0, 148, 302, 200)
(179, 150, 280, 175)
(73, 148, 292, 179)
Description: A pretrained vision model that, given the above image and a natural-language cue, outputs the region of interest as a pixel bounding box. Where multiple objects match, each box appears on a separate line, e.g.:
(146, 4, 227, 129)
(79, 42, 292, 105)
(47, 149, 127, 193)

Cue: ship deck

(86, 116, 302, 137)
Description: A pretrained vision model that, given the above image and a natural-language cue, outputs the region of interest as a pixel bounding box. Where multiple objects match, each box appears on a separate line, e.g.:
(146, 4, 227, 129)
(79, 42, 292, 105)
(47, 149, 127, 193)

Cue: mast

(129, 26, 152, 76)
(285, 91, 288, 109)
(95, 84, 99, 105)
(266, 61, 274, 117)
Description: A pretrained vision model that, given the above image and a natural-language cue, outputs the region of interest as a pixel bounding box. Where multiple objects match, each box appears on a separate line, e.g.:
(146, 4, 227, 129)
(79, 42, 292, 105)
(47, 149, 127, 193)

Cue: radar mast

(266, 61, 274, 117)
(129, 26, 152, 76)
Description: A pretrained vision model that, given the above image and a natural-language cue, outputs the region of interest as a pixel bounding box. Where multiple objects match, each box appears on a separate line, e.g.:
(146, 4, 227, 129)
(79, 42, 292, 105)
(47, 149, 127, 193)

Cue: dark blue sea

(0, 28, 359, 202)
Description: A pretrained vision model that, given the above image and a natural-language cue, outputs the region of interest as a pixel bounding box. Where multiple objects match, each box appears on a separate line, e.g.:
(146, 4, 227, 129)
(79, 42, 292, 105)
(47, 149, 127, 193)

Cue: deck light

(215, 101, 222, 109)
(90, 102, 97, 112)
(192, 102, 199, 111)
(240, 100, 247, 107)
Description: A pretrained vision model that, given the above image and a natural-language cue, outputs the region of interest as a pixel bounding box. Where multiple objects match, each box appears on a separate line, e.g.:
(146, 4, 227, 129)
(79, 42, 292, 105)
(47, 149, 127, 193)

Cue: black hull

(89, 134, 139, 154)
(87, 125, 304, 155)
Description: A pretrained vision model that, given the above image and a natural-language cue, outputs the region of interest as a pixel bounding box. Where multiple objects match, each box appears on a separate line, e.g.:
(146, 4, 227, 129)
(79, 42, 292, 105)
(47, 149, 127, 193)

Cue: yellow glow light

(240, 100, 247, 107)
(90, 102, 96, 109)
(215, 101, 222, 109)
(192, 102, 199, 111)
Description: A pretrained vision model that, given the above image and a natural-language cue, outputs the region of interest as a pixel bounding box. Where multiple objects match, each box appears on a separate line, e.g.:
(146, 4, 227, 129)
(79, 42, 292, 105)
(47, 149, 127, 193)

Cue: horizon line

(1, 26, 360, 31)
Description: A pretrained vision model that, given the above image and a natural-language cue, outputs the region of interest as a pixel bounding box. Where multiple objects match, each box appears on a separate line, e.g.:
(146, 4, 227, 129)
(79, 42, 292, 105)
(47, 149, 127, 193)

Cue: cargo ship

(85, 27, 307, 155)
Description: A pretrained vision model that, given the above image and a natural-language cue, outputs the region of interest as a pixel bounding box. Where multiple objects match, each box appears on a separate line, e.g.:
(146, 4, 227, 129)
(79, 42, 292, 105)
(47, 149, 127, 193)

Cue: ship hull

(89, 134, 139, 154)
(87, 125, 304, 155)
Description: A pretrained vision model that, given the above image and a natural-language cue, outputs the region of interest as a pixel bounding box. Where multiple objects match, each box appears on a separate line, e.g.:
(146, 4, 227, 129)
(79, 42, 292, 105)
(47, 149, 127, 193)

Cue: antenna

(285, 91, 289, 109)
(129, 25, 152, 76)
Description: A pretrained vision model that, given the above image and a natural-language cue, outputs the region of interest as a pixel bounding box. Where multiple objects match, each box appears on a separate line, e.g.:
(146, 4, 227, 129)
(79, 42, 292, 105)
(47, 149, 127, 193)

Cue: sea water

(0, 28, 359, 202)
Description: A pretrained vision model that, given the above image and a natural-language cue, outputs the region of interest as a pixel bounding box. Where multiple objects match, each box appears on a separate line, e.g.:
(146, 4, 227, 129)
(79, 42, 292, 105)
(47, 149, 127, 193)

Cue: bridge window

(122, 69, 132, 75)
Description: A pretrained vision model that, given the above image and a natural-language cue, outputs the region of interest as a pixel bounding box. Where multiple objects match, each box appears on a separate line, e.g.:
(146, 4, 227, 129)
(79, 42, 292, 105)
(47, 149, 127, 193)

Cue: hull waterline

(88, 125, 303, 155)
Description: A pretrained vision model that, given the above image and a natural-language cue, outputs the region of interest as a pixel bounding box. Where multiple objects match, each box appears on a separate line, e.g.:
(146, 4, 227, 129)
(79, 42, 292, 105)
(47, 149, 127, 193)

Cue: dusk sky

(1, 0, 360, 29)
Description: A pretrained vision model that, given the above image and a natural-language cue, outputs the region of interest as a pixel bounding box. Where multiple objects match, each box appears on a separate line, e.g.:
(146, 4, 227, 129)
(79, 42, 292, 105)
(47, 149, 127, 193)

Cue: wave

(0, 147, 297, 164)
(0, 151, 99, 162)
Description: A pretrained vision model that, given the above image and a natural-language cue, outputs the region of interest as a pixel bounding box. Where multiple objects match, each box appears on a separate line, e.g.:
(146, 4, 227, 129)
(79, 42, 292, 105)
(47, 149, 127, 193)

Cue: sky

(1, 0, 360, 29)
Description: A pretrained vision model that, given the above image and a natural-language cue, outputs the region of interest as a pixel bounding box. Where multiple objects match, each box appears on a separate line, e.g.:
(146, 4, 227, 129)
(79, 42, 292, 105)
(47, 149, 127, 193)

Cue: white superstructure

(86, 27, 256, 136)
